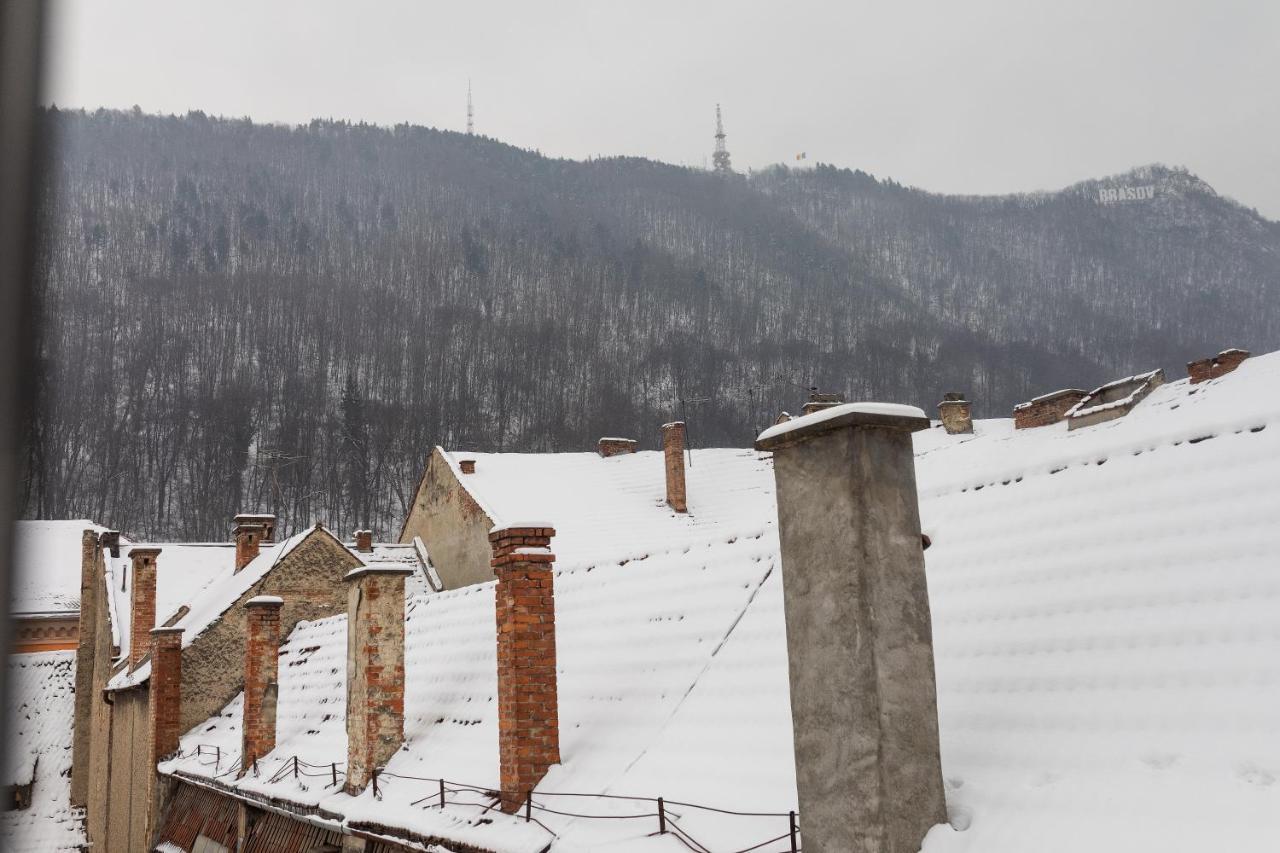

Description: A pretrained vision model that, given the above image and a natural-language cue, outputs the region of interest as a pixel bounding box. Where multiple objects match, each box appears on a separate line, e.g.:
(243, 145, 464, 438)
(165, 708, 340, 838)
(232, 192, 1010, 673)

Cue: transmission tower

(466, 79, 474, 135)
(712, 104, 732, 174)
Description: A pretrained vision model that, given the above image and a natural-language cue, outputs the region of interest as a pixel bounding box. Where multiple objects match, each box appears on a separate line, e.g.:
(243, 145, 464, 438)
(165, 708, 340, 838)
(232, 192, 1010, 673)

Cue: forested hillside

(24, 108, 1280, 539)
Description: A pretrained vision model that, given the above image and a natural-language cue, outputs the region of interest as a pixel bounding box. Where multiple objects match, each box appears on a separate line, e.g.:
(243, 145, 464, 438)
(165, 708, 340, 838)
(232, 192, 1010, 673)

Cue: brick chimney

(458, 458, 477, 474)
(148, 626, 184, 765)
(99, 529, 121, 558)
(234, 521, 265, 573)
(756, 405, 946, 852)
(597, 437, 637, 458)
(241, 596, 283, 775)
(937, 392, 973, 435)
(661, 421, 687, 513)
(129, 547, 162, 670)
(354, 529, 373, 553)
(344, 565, 412, 794)
(490, 525, 560, 812)
(1187, 348, 1250, 384)
(801, 390, 843, 416)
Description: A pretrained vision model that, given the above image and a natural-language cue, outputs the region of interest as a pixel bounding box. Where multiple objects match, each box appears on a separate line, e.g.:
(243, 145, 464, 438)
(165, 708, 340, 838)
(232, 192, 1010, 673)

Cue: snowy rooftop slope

(106, 530, 432, 687)
(10, 520, 105, 614)
(0, 651, 86, 852)
(438, 446, 776, 570)
(166, 352, 1280, 852)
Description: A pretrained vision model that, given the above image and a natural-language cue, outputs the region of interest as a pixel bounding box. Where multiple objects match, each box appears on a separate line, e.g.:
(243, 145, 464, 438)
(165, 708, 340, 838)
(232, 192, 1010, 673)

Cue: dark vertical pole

(524, 791, 531, 822)
(439, 778, 446, 808)
(215, 745, 221, 769)
(292, 755, 299, 779)
(657, 797, 667, 834)
(331, 762, 338, 787)
(372, 768, 379, 797)
(789, 810, 798, 852)
(0, 2, 47, 781)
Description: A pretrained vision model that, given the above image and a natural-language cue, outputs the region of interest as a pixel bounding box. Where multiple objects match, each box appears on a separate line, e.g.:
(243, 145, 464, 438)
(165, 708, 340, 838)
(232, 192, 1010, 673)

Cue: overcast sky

(44, 0, 1280, 218)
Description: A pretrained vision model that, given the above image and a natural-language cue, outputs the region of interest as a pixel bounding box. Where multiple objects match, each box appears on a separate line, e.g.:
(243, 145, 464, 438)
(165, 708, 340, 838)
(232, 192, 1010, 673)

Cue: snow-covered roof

(106, 529, 434, 690)
(10, 519, 107, 615)
(0, 651, 86, 852)
(163, 351, 1280, 852)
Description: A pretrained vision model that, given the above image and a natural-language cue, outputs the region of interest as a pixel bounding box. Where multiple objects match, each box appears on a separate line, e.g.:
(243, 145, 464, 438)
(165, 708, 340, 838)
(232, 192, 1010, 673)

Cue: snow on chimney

(233, 517, 269, 573)
(801, 390, 842, 416)
(490, 525, 560, 812)
(344, 564, 412, 794)
(937, 392, 973, 435)
(756, 404, 946, 852)
(354, 529, 373, 553)
(661, 421, 687, 513)
(240, 596, 283, 775)
(1187, 348, 1250, 384)
(148, 626, 185, 765)
(128, 547, 162, 670)
(596, 437, 637, 458)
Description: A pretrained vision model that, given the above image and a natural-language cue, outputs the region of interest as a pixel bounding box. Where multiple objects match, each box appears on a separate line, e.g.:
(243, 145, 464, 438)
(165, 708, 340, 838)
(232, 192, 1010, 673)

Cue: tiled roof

(165, 351, 1280, 853)
(0, 651, 86, 852)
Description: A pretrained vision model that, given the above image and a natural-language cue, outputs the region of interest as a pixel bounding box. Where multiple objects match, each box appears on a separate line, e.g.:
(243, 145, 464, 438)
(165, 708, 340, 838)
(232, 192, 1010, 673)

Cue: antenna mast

(713, 104, 732, 174)
(467, 79, 474, 135)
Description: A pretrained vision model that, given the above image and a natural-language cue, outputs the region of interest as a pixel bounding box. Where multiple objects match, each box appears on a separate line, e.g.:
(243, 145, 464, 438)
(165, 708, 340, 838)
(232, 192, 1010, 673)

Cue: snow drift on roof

(167, 352, 1280, 852)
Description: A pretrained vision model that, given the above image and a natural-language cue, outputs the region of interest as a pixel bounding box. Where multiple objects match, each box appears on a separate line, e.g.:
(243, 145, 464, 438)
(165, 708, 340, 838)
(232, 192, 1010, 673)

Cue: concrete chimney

(756, 405, 947, 853)
(661, 421, 687, 513)
(128, 547, 162, 670)
(354, 529, 373, 553)
(344, 565, 412, 794)
(148, 626, 185, 765)
(937, 392, 973, 435)
(241, 596, 284, 775)
(490, 525, 560, 812)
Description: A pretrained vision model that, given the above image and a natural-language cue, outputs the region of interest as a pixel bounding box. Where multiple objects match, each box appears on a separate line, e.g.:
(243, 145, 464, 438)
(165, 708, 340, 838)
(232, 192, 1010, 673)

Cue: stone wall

(398, 447, 495, 589)
(345, 568, 409, 793)
(178, 528, 360, 733)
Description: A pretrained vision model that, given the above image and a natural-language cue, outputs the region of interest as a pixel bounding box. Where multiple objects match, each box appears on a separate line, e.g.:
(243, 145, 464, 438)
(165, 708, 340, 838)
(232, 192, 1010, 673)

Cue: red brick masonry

(597, 438, 637, 457)
(242, 597, 283, 774)
(491, 526, 560, 812)
(661, 422, 687, 513)
(1187, 348, 1250, 384)
(1014, 389, 1088, 430)
(129, 548, 162, 669)
(149, 626, 185, 765)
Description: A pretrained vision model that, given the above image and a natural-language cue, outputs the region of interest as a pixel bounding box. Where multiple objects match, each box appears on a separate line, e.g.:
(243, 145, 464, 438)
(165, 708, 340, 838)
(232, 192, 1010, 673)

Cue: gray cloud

(44, 0, 1280, 218)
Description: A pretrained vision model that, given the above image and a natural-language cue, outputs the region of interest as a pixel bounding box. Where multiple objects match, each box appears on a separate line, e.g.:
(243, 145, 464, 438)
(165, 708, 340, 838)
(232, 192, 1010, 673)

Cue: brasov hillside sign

(1098, 185, 1157, 204)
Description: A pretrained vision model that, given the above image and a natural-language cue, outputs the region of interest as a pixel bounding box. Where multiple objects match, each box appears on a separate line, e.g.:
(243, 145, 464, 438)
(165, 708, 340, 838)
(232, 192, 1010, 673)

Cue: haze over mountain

(24, 108, 1280, 539)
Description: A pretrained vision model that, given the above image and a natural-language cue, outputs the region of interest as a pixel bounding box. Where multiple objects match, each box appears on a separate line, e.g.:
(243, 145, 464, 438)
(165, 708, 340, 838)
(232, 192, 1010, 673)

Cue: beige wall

(80, 526, 362, 852)
(398, 447, 494, 589)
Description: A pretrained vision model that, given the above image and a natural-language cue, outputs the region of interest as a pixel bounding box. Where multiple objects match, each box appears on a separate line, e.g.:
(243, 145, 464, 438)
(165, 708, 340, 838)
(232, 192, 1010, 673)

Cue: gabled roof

(107, 526, 435, 690)
(164, 351, 1280, 853)
(10, 519, 106, 615)
(0, 651, 86, 852)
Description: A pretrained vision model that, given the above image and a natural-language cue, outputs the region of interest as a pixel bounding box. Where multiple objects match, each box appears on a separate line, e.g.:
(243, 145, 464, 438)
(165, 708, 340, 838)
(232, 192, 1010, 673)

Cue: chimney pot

(661, 422, 688, 513)
(128, 547, 162, 670)
(491, 526, 560, 812)
(937, 394, 973, 435)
